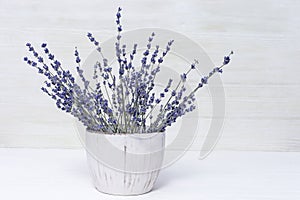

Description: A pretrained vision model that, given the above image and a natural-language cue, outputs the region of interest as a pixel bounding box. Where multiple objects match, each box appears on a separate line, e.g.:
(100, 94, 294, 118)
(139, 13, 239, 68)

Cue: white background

(0, 0, 299, 151)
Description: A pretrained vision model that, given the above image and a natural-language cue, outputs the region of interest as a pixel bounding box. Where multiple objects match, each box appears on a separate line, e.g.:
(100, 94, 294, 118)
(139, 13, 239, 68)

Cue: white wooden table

(0, 148, 299, 200)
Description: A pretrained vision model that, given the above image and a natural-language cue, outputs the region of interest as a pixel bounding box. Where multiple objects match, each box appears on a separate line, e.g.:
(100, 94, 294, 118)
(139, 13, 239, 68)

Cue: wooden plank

(0, 0, 299, 151)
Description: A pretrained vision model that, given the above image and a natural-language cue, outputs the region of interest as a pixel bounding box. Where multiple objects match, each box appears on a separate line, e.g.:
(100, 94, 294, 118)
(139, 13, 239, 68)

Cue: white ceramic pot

(84, 130, 165, 196)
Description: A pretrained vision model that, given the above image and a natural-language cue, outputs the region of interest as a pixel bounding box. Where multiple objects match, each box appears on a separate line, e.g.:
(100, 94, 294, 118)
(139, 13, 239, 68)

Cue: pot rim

(86, 128, 165, 136)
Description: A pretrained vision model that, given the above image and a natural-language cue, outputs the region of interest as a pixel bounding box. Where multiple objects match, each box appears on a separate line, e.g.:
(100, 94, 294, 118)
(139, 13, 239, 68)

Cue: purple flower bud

(119, 67, 124, 76)
(38, 57, 43, 63)
(143, 50, 149, 56)
(181, 73, 187, 82)
(48, 54, 54, 60)
(213, 67, 223, 74)
(168, 40, 174, 46)
(141, 57, 147, 65)
(201, 76, 208, 84)
(45, 82, 51, 87)
(151, 57, 156, 64)
(223, 56, 230, 65)
(43, 65, 49, 71)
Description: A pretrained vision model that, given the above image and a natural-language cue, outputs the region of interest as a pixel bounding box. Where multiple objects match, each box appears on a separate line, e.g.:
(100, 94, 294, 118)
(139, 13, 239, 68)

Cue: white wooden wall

(0, 0, 299, 151)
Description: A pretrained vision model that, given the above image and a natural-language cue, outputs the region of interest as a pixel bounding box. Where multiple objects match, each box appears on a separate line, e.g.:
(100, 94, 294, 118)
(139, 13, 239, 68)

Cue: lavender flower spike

(24, 7, 233, 134)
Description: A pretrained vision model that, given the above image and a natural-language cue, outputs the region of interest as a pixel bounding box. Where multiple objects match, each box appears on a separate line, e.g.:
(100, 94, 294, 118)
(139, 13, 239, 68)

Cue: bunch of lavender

(24, 7, 233, 134)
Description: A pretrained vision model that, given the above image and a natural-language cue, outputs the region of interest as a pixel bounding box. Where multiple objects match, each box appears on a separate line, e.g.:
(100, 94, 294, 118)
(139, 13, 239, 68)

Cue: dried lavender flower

(24, 7, 233, 134)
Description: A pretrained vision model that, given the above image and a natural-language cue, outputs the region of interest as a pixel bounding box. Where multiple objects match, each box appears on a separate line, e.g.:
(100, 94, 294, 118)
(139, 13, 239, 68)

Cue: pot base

(87, 152, 161, 196)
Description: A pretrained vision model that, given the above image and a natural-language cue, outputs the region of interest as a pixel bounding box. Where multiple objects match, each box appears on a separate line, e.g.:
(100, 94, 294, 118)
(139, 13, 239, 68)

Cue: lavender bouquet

(24, 7, 233, 134)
